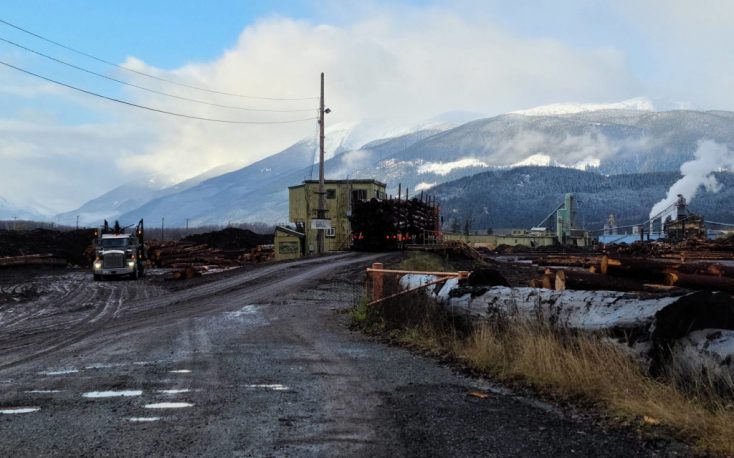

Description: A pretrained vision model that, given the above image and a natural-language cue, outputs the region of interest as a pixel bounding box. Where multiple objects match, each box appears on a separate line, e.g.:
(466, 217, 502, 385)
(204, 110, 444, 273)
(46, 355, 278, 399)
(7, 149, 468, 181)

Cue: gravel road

(0, 253, 680, 457)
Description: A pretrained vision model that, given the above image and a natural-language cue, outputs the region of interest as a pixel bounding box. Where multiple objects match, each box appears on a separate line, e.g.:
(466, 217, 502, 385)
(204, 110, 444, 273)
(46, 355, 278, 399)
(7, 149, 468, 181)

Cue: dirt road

(0, 254, 675, 456)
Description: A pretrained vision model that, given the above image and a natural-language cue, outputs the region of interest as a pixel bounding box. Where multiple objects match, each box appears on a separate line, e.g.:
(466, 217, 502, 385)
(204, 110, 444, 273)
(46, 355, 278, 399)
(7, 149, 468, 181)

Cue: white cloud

(2, 5, 642, 212)
(121, 9, 638, 180)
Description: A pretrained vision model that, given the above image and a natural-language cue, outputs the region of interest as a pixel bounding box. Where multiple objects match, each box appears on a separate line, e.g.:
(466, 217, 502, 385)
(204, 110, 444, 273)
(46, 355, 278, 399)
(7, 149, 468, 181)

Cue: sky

(1, 0, 733, 219)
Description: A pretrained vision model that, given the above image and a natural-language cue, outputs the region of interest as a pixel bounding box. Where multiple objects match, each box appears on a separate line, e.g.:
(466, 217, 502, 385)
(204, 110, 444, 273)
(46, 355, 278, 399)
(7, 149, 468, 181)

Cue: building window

(326, 227, 336, 237)
(326, 189, 336, 199)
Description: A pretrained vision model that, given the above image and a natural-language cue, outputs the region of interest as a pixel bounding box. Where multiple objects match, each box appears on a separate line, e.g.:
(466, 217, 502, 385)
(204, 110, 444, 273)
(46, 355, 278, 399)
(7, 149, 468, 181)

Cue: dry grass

(399, 251, 453, 272)
(396, 314, 734, 456)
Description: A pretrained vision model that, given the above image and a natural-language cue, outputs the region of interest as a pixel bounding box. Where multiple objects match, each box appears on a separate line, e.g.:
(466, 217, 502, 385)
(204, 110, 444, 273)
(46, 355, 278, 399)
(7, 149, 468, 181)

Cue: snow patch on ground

(0, 407, 40, 414)
(417, 158, 489, 176)
(40, 368, 79, 376)
(245, 384, 289, 391)
(144, 402, 193, 409)
(511, 153, 552, 167)
(414, 182, 436, 191)
(83, 390, 142, 398)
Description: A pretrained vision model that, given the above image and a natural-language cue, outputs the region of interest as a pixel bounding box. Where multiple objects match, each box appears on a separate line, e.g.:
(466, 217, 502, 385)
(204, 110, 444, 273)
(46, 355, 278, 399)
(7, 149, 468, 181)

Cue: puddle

(169, 370, 191, 374)
(144, 402, 193, 409)
(40, 369, 79, 375)
(245, 384, 289, 391)
(0, 407, 40, 414)
(157, 389, 190, 394)
(82, 390, 142, 398)
(25, 390, 61, 394)
(128, 417, 161, 422)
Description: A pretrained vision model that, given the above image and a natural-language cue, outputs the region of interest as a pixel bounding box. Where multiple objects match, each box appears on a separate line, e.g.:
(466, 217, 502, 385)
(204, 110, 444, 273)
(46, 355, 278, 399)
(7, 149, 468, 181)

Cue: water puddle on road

(156, 389, 191, 394)
(169, 369, 192, 374)
(245, 384, 290, 391)
(25, 390, 62, 394)
(0, 407, 40, 414)
(40, 368, 79, 376)
(82, 390, 142, 398)
(144, 402, 193, 409)
(127, 417, 162, 422)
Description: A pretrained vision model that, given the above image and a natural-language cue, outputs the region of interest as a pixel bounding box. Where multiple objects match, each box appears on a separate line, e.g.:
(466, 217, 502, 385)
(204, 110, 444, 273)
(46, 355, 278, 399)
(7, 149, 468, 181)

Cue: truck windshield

(100, 238, 130, 248)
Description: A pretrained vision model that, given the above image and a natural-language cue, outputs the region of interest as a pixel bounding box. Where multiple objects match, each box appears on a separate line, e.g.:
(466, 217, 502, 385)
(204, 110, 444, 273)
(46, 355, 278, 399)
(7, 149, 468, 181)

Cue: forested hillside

(432, 167, 734, 231)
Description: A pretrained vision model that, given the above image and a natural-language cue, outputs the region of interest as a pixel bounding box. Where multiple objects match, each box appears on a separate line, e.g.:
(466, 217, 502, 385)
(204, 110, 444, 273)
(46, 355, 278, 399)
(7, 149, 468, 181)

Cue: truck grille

(103, 253, 124, 269)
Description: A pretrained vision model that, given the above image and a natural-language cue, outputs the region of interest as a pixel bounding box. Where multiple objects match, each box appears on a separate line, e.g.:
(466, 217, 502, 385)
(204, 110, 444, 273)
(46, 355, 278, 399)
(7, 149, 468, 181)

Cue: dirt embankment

(182, 227, 272, 250)
(0, 227, 275, 270)
(0, 229, 96, 266)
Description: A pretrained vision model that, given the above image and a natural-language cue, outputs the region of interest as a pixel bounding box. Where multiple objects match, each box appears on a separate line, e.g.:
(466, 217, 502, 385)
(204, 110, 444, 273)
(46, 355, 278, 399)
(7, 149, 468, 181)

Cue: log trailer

(350, 197, 441, 251)
(92, 219, 146, 280)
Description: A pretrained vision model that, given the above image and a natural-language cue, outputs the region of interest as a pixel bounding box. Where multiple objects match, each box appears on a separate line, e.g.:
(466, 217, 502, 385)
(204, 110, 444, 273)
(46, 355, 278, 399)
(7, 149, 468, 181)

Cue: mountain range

(5, 100, 734, 230)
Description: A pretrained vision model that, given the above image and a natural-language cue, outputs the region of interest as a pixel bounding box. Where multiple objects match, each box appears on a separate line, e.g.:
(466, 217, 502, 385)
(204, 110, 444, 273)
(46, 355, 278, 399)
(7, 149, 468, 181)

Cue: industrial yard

(1, 251, 696, 457)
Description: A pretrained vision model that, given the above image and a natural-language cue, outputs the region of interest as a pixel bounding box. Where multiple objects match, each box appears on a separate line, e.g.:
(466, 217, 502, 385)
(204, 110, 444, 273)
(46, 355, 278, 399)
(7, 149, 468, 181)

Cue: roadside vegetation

(352, 252, 734, 456)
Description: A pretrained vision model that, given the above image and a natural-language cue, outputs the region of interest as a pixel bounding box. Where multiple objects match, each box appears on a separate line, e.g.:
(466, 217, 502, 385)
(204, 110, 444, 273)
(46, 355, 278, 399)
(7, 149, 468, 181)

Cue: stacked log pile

(351, 197, 439, 250)
(147, 240, 275, 280)
(520, 253, 734, 293)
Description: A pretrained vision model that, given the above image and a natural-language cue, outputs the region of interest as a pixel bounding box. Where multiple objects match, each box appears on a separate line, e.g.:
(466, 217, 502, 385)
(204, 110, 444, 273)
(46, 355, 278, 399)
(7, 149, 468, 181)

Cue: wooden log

(560, 269, 650, 292)
(665, 271, 734, 292)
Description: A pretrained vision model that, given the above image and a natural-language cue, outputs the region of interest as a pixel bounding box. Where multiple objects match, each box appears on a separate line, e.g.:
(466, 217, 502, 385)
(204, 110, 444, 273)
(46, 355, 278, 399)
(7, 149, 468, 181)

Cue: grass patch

(361, 291, 734, 456)
(399, 251, 453, 272)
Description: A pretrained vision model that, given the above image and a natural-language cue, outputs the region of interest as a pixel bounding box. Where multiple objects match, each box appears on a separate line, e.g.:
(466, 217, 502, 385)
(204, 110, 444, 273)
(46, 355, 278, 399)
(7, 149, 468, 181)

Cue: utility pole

(316, 72, 326, 254)
(185, 218, 190, 235)
(161, 217, 164, 241)
(76, 215, 79, 230)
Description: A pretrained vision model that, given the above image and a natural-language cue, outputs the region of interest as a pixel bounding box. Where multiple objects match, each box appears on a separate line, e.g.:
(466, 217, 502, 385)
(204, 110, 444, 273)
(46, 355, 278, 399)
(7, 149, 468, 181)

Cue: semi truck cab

(92, 219, 146, 280)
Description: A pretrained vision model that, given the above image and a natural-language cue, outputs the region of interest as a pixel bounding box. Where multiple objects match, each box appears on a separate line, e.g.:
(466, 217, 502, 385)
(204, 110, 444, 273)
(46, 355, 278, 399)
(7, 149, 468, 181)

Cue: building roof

(288, 178, 386, 190)
(274, 225, 305, 238)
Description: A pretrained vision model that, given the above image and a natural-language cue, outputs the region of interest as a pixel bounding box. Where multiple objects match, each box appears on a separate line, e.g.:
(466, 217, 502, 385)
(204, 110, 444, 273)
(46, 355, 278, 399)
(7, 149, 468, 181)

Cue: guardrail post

(371, 262, 384, 301)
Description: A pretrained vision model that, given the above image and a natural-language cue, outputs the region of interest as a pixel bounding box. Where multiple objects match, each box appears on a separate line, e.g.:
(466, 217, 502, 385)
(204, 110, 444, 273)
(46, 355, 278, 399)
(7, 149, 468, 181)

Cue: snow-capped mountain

(512, 96, 694, 116)
(56, 164, 239, 227)
(0, 196, 53, 222)
(70, 107, 734, 226)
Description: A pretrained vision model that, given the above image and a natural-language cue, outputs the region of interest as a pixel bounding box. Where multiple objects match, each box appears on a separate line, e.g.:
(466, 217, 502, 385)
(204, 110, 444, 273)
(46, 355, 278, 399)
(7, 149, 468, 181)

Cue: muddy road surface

(1, 253, 673, 457)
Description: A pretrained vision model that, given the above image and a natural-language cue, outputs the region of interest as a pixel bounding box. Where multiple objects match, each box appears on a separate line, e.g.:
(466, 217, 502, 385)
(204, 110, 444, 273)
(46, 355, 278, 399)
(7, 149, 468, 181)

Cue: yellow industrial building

(274, 179, 387, 259)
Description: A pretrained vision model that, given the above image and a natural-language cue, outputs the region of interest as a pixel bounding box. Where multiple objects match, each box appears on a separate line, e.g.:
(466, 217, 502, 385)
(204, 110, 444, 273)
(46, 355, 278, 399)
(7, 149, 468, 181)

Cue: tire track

(0, 253, 378, 372)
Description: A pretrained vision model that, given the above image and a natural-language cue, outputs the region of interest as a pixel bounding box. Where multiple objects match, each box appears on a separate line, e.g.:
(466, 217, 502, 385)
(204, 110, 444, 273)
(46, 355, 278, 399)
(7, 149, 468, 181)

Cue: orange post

(371, 262, 384, 301)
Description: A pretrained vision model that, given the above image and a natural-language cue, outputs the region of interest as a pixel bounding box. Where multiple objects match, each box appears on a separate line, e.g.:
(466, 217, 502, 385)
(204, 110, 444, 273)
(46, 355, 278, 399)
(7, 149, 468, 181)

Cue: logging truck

(92, 219, 146, 280)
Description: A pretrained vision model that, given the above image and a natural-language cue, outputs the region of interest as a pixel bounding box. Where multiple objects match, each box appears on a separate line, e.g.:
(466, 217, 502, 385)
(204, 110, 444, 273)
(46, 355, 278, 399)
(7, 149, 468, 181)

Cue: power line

(0, 17, 318, 101)
(0, 59, 318, 125)
(0, 36, 316, 113)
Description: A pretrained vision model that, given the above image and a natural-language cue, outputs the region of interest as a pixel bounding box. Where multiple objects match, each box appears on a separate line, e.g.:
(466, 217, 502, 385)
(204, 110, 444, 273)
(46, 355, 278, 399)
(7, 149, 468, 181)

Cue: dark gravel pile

(0, 229, 96, 266)
(182, 227, 273, 250)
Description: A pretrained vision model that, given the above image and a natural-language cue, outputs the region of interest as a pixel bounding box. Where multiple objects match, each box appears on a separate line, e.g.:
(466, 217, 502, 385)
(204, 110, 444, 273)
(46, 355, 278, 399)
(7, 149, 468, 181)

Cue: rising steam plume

(649, 140, 734, 218)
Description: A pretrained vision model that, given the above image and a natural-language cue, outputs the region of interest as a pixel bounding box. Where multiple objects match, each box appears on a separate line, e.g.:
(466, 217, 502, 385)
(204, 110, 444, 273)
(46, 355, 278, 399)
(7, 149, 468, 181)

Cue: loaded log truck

(92, 219, 146, 280)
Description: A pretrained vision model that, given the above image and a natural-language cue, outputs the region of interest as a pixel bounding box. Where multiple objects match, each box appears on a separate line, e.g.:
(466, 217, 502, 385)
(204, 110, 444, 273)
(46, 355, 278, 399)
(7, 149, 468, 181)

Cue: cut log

(559, 269, 650, 292)
(665, 272, 734, 293)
